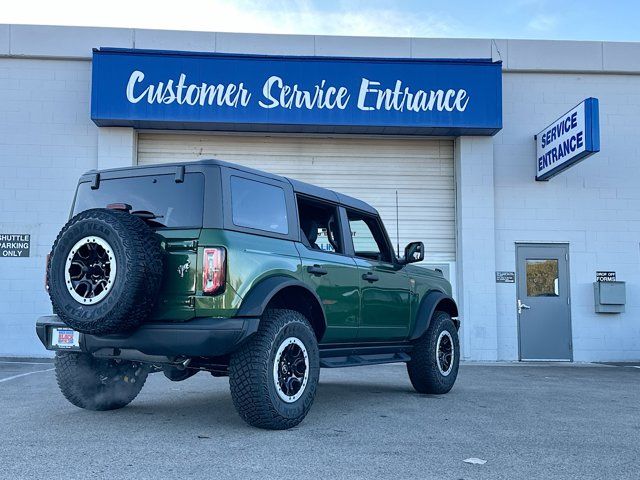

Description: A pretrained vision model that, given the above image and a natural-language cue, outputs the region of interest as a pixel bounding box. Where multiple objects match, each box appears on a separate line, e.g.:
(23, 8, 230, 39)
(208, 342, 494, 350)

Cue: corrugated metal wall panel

(138, 133, 455, 262)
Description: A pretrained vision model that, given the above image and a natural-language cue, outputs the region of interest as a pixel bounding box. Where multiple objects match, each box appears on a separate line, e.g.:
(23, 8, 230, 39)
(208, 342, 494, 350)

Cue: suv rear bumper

(36, 315, 259, 358)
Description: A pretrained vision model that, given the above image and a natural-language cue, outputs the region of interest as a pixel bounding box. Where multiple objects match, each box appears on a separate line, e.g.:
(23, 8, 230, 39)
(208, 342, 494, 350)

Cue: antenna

(395, 190, 400, 257)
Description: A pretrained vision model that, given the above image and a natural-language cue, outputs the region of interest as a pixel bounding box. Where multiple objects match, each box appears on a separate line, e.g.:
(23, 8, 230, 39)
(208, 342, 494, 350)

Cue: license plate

(51, 327, 80, 349)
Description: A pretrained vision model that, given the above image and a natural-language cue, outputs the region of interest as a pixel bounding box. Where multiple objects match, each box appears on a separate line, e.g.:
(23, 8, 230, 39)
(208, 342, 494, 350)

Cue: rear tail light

(202, 248, 226, 295)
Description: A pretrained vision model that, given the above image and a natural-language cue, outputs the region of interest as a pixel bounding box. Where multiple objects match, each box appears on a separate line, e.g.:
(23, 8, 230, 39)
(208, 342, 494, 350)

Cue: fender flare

(235, 275, 327, 330)
(409, 291, 459, 341)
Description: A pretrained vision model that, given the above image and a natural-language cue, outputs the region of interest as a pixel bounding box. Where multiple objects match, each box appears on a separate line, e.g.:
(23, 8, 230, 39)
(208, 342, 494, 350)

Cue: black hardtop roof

(83, 159, 378, 215)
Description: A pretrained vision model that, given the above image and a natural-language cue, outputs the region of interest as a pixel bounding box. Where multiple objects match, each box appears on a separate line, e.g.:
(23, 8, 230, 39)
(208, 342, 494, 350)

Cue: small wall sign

(496, 271, 516, 283)
(535, 97, 600, 181)
(596, 271, 616, 282)
(0, 234, 30, 257)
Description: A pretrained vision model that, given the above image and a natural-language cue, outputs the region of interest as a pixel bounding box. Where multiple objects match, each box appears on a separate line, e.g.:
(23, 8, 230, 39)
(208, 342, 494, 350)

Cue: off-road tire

(228, 309, 320, 430)
(407, 311, 460, 394)
(48, 208, 164, 335)
(55, 351, 148, 411)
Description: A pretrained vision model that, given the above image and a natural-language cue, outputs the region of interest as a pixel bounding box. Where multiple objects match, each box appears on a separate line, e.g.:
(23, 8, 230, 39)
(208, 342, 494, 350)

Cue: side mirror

(401, 241, 425, 264)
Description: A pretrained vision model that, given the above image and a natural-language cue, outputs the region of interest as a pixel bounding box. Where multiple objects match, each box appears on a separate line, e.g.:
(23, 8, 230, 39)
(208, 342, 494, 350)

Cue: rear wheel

(407, 311, 460, 394)
(55, 352, 148, 410)
(228, 309, 319, 430)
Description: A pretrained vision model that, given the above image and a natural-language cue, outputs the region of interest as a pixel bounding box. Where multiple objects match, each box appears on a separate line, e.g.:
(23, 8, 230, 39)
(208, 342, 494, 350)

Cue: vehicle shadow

(45, 371, 443, 434)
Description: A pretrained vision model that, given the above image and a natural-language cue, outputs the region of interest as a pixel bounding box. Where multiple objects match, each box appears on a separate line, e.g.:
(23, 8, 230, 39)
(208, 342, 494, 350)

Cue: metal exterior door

(516, 244, 572, 361)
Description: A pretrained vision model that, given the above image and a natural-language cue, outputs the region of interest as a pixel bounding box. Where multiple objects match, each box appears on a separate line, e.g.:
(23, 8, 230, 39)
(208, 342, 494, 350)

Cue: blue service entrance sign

(91, 48, 502, 135)
(535, 98, 600, 181)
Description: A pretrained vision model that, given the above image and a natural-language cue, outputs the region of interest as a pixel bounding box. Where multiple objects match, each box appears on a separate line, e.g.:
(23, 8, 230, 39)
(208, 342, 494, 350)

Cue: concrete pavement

(0, 361, 638, 479)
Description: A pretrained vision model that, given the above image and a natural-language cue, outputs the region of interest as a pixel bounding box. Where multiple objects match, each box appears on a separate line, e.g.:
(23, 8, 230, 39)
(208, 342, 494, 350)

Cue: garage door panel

(331, 188, 454, 198)
(138, 133, 456, 262)
(143, 154, 450, 178)
(140, 135, 447, 157)
(288, 178, 454, 188)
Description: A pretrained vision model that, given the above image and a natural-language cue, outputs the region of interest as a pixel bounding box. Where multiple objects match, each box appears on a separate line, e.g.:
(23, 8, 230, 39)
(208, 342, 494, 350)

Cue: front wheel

(228, 309, 320, 430)
(55, 352, 148, 410)
(407, 311, 460, 394)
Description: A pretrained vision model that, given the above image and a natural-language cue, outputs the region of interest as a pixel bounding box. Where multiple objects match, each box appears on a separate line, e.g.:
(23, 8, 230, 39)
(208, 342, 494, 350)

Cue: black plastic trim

(338, 206, 355, 257)
(321, 353, 410, 368)
(319, 341, 413, 356)
(409, 291, 459, 341)
(319, 342, 413, 368)
(36, 314, 259, 357)
(90, 173, 100, 190)
(235, 276, 326, 323)
(174, 165, 185, 183)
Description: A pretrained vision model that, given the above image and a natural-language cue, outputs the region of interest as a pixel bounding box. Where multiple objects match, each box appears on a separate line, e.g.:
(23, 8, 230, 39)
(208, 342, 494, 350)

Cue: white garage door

(138, 133, 455, 263)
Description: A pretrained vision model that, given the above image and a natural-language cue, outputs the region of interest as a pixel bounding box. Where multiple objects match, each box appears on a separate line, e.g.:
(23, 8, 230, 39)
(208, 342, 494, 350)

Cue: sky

(1, 0, 639, 41)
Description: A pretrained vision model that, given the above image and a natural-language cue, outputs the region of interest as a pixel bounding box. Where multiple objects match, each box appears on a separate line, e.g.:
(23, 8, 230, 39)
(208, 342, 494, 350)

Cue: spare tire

(48, 208, 164, 335)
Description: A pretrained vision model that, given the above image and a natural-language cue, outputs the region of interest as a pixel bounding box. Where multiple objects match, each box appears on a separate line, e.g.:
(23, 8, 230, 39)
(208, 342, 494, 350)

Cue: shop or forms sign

(596, 271, 616, 282)
(91, 48, 503, 136)
(0, 234, 30, 258)
(535, 98, 600, 181)
(496, 271, 515, 283)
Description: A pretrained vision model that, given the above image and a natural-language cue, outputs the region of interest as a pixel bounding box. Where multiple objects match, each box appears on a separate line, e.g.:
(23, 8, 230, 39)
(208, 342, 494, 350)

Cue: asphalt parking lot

(1, 360, 638, 480)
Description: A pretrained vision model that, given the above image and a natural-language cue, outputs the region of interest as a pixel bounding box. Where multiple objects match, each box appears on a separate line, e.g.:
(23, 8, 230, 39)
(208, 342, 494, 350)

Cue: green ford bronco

(36, 160, 460, 430)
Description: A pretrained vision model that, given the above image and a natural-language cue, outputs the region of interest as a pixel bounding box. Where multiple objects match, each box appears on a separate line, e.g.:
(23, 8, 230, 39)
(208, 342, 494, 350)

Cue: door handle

(307, 265, 328, 277)
(362, 272, 379, 283)
(517, 299, 531, 315)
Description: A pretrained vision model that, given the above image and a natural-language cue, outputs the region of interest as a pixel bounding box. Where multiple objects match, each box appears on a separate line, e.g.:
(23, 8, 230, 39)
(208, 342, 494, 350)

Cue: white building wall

(0, 57, 98, 356)
(455, 137, 499, 361)
(495, 72, 640, 361)
(97, 127, 137, 169)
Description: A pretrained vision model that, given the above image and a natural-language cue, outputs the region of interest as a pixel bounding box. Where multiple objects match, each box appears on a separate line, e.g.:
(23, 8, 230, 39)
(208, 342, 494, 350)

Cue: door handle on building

(517, 299, 531, 315)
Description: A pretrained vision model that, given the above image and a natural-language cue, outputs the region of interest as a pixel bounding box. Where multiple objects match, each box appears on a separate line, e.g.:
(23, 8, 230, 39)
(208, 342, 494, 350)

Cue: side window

(297, 196, 343, 254)
(347, 210, 392, 263)
(230, 176, 288, 234)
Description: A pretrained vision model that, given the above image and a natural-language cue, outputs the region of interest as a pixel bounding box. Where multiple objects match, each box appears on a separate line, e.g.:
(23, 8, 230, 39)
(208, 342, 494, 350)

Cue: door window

(230, 176, 288, 234)
(526, 259, 559, 297)
(346, 210, 392, 263)
(297, 197, 343, 254)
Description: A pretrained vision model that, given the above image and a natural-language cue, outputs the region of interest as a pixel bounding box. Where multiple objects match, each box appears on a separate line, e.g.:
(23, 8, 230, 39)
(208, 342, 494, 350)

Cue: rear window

(230, 176, 288, 234)
(73, 173, 205, 228)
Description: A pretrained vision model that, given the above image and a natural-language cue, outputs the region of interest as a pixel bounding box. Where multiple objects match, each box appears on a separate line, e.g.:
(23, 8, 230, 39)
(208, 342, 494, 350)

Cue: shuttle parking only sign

(535, 98, 600, 181)
(0, 234, 30, 257)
